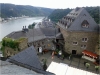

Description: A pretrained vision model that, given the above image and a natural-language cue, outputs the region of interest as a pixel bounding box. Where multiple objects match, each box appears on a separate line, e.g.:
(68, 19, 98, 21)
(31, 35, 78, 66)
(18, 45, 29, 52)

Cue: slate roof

(6, 30, 26, 39)
(40, 28, 59, 37)
(7, 46, 55, 75)
(5, 18, 63, 43)
(40, 20, 55, 28)
(26, 28, 46, 43)
(6, 27, 61, 43)
(7, 46, 43, 70)
(0, 60, 44, 75)
(58, 7, 99, 32)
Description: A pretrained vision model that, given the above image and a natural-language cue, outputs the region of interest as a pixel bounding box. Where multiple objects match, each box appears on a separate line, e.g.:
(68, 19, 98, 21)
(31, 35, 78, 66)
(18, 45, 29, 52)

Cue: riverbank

(0, 16, 30, 23)
(0, 17, 44, 41)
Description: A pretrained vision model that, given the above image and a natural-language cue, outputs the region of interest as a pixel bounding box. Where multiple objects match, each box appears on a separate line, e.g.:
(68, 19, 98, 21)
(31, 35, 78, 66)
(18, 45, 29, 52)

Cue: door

(72, 50, 77, 54)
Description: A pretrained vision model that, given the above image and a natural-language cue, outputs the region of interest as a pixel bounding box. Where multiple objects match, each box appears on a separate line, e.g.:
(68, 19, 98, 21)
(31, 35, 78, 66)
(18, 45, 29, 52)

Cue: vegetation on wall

(1, 37, 26, 52)
(1, 38, 19, 50)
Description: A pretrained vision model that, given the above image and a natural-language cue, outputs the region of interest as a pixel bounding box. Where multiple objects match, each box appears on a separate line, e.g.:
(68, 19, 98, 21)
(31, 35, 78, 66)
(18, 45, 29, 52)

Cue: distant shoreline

(0, 16, 30, 23)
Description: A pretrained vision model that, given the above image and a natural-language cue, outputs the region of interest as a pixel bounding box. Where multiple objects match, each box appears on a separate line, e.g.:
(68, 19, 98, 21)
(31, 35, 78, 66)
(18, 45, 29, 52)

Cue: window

(58, 28, 60, 32)
(82, 38, 88, 42)
(76, 13, 78, 15)
(73, 42, 78, 45)
(81, 20, 89, 28)
(83, 14, 86, 16)
(81, 45, 86, 49)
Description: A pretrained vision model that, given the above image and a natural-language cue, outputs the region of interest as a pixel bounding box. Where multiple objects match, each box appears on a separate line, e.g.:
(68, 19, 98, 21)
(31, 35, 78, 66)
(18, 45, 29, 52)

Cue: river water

(0, 17, 44, 41)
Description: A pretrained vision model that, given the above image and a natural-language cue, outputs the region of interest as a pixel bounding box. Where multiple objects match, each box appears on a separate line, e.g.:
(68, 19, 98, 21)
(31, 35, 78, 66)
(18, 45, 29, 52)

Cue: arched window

(81, 20, 89, 28)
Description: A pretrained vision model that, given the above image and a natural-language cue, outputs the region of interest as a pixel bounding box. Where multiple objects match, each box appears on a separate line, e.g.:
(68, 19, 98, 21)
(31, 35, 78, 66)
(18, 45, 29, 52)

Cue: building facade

(57, 7, 99, 55)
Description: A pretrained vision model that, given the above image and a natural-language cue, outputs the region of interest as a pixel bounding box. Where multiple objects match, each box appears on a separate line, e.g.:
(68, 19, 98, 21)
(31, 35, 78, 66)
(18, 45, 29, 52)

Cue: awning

(46, 61, 98, 75)
(82, 50, 98, 58)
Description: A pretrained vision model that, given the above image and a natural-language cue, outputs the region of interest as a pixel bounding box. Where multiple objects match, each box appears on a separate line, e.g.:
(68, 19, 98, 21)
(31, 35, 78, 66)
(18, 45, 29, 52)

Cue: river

(0, 17, 44, 41)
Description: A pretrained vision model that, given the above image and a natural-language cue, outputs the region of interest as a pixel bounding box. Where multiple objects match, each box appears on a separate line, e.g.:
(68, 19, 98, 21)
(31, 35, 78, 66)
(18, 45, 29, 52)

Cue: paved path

(38, 51, 99, 74)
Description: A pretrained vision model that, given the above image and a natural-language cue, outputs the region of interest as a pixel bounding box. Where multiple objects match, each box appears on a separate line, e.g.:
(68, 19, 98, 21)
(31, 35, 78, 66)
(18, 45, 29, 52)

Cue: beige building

(57, 7, 99, 55)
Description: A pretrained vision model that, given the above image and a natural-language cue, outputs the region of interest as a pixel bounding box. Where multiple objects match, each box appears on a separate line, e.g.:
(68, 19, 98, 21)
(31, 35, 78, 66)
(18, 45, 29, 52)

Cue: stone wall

(95, 34, 100, 55)
(4, 47, 19, 57)
(59, 26, 99, 55)
(18, 38, 28, 50)
(28, 38, 56, 51)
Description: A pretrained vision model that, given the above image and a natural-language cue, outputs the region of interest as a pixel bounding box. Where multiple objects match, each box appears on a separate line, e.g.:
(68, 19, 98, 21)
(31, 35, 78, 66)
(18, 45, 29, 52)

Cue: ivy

(2, 37, 20, 50)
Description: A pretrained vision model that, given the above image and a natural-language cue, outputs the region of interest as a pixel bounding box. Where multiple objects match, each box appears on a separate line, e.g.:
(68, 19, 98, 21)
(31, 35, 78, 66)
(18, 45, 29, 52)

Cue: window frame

(82, 38, 88, 42)
(73, 42, 78, 45)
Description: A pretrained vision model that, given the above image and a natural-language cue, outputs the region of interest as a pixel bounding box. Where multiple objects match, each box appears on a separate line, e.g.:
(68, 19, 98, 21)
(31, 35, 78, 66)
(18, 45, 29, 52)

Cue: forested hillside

(48, 6, 99, 24)
(0, 3, 54, 18)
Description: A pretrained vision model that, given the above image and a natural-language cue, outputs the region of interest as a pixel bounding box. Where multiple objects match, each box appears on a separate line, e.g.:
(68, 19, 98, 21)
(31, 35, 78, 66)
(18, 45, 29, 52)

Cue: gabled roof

(6, 30, 26, 39)
(6, 27, 61, 43)
(7, 46, 43, 70)
(40, 20, 55, 28)
(40, 28, 59, 37)
(0, 60, 44, 75)
(7, 46, 55, 75)
(58, 7, 99, 32)
(8, 46, 43, 70)
(26, 28, 46, 43)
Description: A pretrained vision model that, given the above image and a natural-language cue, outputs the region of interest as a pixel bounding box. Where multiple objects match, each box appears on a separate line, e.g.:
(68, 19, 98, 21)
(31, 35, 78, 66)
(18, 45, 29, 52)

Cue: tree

(95, 65, 99, 72)
(85, 63, 90, 69)
(42, 59, 47, 71)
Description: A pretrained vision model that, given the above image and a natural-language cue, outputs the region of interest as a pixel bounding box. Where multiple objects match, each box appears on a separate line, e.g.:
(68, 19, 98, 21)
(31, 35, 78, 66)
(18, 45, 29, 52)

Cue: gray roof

(7, 46, 55, 75)
(26, 28, 46, 43)
(58, 7, 99, 32)
(39, 17, 55, 28)
(5, 18, 61, 43)
(0, 60, 44, 75)
(40, 28, 59, 37)
(56, 33, 63, 39)
(40, 20, 55, 28)
(8, 46, 43, 70)
(6, 27, 61, 43)
(6, 30, 26, 39)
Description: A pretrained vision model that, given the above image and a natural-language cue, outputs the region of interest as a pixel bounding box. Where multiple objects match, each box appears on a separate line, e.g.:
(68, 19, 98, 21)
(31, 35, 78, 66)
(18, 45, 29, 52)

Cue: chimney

(25, 26, 26, 29)
(22, 26, 24, 31)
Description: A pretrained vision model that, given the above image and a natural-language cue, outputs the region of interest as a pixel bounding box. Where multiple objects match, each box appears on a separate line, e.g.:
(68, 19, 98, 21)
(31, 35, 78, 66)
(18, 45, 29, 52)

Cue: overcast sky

(0, 0, 99, 9)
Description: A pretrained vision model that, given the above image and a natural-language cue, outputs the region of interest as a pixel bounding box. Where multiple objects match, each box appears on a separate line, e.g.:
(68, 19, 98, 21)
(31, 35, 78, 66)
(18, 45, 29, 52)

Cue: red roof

(82, 50, 98, 58)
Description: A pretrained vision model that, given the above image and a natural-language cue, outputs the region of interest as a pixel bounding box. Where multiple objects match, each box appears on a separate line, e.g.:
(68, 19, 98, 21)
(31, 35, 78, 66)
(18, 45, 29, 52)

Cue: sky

(0, 0, 99, 9)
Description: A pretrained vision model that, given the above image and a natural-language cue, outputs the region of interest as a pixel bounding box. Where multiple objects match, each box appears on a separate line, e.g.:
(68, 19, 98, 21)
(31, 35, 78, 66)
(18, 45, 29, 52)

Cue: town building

(1, 46, 54, 75)
(2, 7, 99, 57)
(57, 7, 99, 55)
(4, 19, 63, 57)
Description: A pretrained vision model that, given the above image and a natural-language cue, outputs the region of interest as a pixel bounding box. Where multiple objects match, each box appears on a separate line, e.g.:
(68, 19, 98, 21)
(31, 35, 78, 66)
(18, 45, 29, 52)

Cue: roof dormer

(81, 20, 89, 28)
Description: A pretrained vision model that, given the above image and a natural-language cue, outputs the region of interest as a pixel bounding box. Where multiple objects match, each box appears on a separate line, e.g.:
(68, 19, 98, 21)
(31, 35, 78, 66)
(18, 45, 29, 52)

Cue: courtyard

(38, 51, 99, 74)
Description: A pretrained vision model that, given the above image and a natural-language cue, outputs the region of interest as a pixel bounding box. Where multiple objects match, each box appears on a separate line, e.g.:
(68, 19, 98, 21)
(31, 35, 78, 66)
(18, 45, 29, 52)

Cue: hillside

(48, 6, 99, 24)
(0, 3, 54, 18)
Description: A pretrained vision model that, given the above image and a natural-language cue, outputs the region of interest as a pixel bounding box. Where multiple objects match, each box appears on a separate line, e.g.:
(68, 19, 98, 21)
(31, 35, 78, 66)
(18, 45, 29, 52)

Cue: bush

(1, 37, 20, 50)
